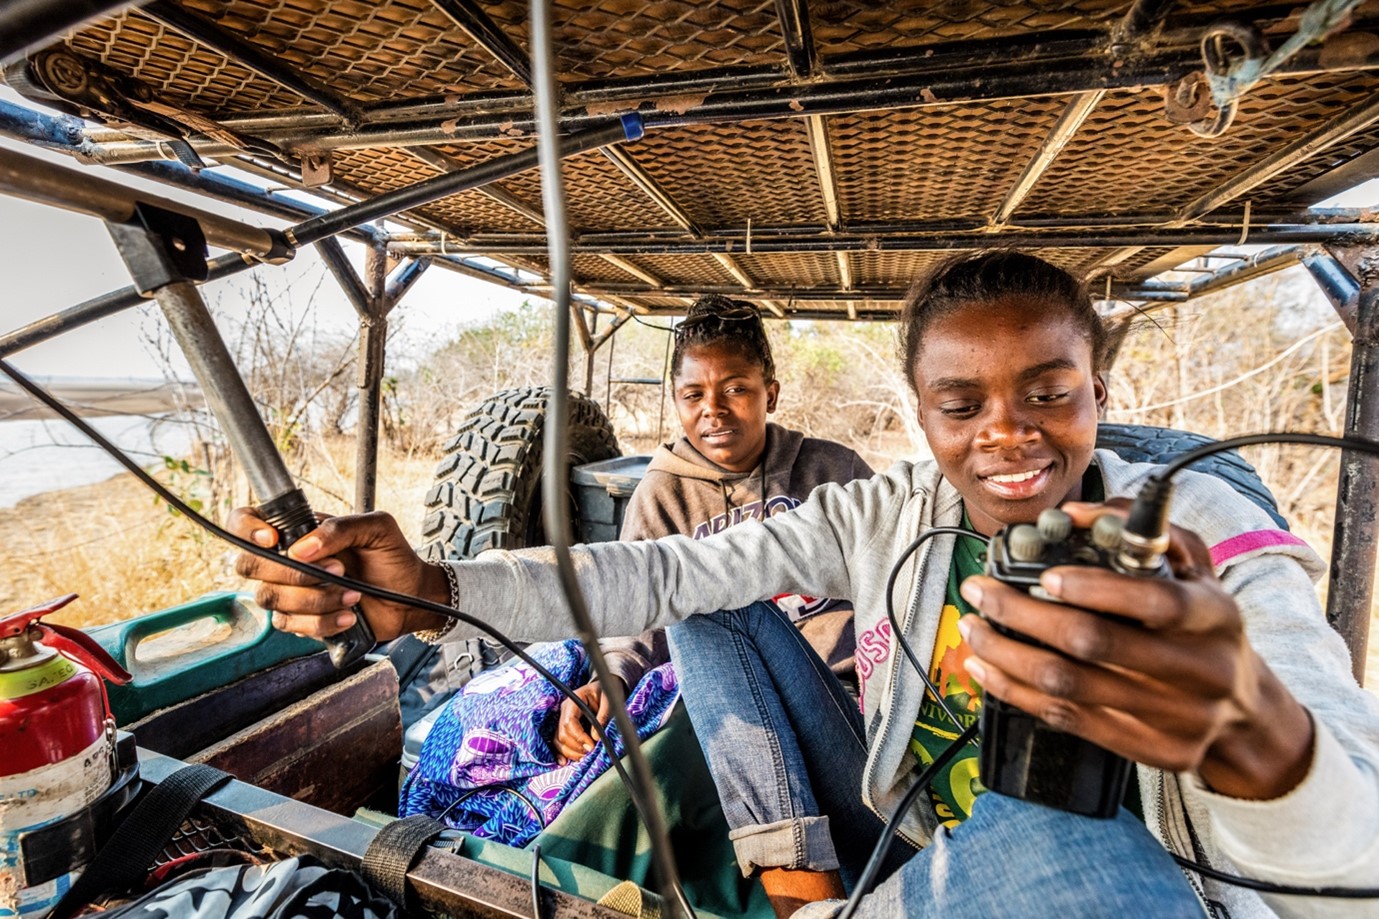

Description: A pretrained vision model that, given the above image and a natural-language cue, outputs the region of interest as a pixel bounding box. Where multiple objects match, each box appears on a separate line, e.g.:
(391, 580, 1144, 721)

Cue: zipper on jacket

(1158, 771, 1215, 912)
(861, 510, 932, 850)
(1178, 777, 1232, 918)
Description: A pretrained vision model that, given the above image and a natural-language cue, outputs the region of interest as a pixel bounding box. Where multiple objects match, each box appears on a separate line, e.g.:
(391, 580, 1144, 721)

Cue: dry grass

(0, 435, 437, 631)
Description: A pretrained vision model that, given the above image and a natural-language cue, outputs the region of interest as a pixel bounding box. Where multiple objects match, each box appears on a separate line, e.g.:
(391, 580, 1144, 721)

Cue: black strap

(362, 814, 447, 911)
(50, 763, 231, 919)
(18, 757, 140, 888)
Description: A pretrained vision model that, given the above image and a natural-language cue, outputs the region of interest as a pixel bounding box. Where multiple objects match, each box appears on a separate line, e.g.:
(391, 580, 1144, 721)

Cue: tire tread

(420, 387, 620, 562)
(1095, 423, 1287, 529)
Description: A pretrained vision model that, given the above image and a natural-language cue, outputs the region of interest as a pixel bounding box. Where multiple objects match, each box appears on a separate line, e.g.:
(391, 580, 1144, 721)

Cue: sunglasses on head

(674, 306, 761, 337)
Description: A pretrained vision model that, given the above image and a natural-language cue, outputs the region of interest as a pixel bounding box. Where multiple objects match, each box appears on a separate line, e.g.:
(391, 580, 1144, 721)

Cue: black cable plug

(1117, 473, 1173, 575)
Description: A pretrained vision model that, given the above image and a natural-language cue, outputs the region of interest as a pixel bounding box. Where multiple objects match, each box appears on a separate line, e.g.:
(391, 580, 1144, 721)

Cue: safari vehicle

(0, 0, 1377, 915)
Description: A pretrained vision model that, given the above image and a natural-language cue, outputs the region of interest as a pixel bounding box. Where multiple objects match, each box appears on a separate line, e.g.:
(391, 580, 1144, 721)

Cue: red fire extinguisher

(1, 594, 132, 919)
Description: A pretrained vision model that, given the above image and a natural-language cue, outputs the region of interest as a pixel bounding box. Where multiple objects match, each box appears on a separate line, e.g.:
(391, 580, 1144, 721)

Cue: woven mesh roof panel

(1016, 73, 1379, 217)
(229, 0, 520, 97)
(854, 252, 955, 289)
(478, 0, 787, 82)
(1270, 123, 1379, 196)
(734, 252, 842, 288)
(830, 99, 1071, 224)
(422, 141, 549, 232)
(204, 0, 517, 101)
(1042, 247, 1120, 277)
(1110, 246, 1189, 275)
(626, 120, 830, 229)
(592, 254, 665, 284)
(328, 146, 542, 234)
(428, 139, 533, 169)
(69, 11, 304, 112)
(471, 186, 547, 232)
(575, 254, 645, 284)
(635, 253, 746, 288)
(634, 294, 691, 306)
(501, 150, 682, 233)
(20, 0, 1377, 317)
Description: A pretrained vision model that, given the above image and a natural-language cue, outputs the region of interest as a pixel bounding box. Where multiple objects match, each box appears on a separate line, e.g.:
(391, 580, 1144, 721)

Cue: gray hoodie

(443, 450, 1379, 918)
(599, 423, 873, 689)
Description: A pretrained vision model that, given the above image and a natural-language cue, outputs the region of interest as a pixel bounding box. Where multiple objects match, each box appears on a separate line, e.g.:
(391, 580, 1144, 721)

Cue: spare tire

(419, 387, 621, 562)
(1095, 423, 1287, 529)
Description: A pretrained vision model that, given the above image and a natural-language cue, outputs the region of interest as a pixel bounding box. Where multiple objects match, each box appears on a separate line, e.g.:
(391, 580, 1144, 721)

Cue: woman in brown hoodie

(553, 295, 875, 916)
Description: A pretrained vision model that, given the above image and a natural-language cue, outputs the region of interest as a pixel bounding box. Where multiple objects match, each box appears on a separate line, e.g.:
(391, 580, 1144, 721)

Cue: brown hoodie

(600, 423, 873, 689)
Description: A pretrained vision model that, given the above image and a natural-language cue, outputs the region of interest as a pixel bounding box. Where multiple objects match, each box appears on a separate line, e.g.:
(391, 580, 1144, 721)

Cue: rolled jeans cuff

(728, 815, 840, 877)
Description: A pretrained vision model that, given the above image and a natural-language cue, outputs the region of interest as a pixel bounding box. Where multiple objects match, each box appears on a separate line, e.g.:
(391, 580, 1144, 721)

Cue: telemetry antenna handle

(258, 489, 376, 669)
(154, 282, 375, 669)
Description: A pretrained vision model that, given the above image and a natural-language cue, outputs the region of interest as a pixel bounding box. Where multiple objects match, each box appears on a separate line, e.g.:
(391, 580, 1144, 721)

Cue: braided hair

(898, 250, 1108, 394)
(671, 295, 776, 383)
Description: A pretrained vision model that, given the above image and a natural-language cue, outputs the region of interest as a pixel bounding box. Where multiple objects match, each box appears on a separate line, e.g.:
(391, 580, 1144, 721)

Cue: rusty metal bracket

(1166, 0, 1366, 137)
(300, 150, 334, 188)
(1164, 20, 1263, 137)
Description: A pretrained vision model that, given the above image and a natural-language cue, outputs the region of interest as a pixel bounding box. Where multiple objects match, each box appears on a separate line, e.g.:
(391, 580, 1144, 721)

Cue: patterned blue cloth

(399, 640, 680, 846)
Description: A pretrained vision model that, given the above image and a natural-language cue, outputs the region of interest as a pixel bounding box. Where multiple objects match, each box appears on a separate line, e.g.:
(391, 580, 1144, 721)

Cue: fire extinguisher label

(1, 734, 113, 918)
(0, 659, 76, 701)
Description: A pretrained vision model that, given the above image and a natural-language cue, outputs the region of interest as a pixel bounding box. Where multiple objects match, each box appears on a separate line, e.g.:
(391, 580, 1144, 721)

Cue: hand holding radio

(961, 501, 1314, 806)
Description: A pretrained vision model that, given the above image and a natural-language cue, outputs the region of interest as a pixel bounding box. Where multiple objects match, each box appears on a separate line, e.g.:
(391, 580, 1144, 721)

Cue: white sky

(0, 88, 532, 382)
(0, 196, 534, 380)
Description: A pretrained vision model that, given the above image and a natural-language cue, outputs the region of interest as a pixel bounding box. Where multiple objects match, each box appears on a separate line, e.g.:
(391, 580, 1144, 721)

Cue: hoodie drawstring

(720, 449, 769, 523)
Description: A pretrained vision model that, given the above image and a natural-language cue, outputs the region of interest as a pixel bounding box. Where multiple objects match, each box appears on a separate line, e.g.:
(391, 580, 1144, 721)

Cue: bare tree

(1107, 270, 1351, 534)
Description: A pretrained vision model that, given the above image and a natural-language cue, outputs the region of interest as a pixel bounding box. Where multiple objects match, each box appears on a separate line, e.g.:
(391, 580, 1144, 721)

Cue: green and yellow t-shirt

(908, 520, 987, 828)
(909, 468, 1113, 828)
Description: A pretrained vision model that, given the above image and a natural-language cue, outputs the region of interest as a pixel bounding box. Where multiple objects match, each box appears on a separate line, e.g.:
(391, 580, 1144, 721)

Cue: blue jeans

(669, 603, 1202, 916)
(667, 602, 907, 885)
(794, 792, 1203, 917)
